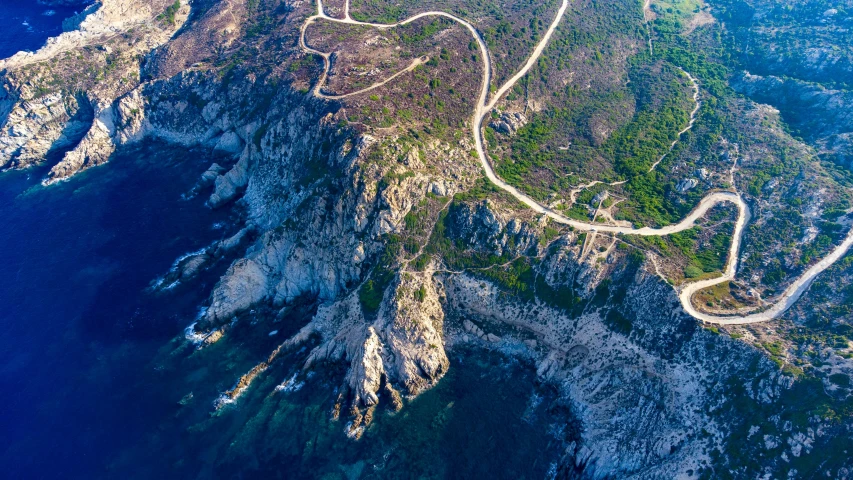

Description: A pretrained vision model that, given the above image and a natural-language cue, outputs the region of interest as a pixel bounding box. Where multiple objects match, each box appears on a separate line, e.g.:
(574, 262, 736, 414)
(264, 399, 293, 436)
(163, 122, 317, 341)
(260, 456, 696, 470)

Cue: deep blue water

(0, 147, 570, 479)
(0, 146, 236, 477)
(0, 2, 88, 59)
(0, 5, 571, 478)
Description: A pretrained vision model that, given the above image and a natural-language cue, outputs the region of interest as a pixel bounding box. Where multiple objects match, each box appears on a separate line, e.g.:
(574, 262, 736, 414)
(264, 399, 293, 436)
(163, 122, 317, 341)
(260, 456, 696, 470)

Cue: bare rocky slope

(718, 0, 853, 171)
(2, 0, 852, 478)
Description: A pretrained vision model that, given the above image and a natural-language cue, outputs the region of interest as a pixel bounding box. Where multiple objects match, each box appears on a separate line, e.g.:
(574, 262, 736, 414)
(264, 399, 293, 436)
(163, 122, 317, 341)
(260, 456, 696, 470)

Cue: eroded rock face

(45, 102, 116, 184)
(439, 239, 763, 478)
(0, 92, 93, 170)
(489, 111, 527, 135)
(302, 271, 448, 412)
(202, 171, 767, 475)
(0, 0, 191, 181)
(2, 0, 839, 477)
(447, 200, 539, 257)
(731, 72, 853, 145)
(375, 272, 449, 396)
(346, 327, 386, 407)
(206, 257, 271, 323)
(199, 169, 375, 327)
(208, 149, 250, 207)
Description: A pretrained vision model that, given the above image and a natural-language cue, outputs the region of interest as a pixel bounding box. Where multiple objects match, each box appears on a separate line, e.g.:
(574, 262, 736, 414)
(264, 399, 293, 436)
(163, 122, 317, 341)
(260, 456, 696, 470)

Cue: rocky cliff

(731, 72, 853, 169)
(717, 0, 853, 172)
(2, 0, 851, 477)
(0, 0, 190, 182)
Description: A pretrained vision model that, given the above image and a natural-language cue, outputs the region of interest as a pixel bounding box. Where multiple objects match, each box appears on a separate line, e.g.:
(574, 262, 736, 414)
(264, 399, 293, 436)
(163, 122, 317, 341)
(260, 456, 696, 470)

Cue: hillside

(1, 0, 851, 477)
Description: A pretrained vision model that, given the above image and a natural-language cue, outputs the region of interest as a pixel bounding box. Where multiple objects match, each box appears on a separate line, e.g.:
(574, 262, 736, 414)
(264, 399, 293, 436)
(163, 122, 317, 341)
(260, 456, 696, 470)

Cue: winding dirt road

(300, 0, 853, 325)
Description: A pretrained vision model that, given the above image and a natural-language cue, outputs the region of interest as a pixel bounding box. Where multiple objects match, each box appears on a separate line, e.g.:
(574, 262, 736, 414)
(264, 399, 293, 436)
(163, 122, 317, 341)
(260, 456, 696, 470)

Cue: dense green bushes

(358, 235, 403, 314)
(494, 56, 696, 223)
(158, 0, 181, 26)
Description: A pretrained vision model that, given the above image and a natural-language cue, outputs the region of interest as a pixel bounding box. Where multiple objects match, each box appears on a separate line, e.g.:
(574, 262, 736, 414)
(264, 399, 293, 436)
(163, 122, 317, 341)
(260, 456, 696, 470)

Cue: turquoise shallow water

(106, 334, 574, 479)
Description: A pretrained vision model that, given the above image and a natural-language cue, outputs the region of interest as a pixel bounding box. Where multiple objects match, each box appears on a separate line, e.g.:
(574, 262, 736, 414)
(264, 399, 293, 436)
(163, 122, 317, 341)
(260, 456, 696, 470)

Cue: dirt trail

(300, 0, 853, 325)
(647, 68, 701, 172)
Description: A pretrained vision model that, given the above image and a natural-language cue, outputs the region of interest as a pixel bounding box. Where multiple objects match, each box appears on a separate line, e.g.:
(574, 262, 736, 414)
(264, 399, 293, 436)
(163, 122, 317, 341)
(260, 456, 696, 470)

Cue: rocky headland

(2, 0, 851, 477)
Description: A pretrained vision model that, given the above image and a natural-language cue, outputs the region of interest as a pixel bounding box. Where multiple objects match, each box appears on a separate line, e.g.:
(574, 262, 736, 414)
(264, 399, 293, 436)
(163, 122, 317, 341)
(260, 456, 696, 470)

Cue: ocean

(0, 3, 84, 60)
(0, 4, 571, 479)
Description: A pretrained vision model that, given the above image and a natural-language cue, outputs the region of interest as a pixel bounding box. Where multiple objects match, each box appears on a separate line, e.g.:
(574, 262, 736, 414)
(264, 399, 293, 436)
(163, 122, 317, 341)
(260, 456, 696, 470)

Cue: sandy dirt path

(301, 0, 853, 325)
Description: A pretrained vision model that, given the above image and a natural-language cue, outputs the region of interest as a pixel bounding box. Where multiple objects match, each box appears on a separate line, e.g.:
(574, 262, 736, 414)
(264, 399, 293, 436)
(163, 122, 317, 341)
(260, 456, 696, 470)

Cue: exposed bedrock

(300, 271, 449, 414)
(731, 71, 853, 168)
(199, 149, 441, 328)
(0, 0, 192, 180)
(0, 90, 94, 171)
(1, 1, 829, 477)
(443, 255, 776, 478)
(200, 172, 781, 476)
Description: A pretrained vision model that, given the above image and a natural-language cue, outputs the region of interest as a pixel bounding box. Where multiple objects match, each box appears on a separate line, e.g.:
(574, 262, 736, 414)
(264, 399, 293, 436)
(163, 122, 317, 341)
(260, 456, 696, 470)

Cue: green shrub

(158, 0, 181, 26)
(413, 286, 427, 302)
(684, 265, 703, 278)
